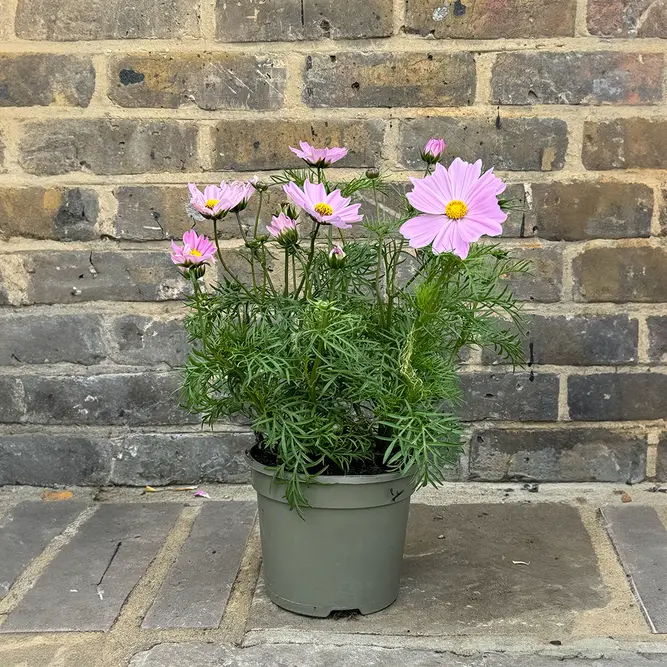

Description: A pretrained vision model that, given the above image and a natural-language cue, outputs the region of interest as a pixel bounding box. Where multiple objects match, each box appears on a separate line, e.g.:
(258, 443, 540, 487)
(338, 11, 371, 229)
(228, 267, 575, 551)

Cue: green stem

(234, 211, 247, 241)
(212, 218, 251, 297)
(372, 180, 380, 221)
(375, 238, 385, 327)
(298, 220, 321, 299)
(291, 254, 297, 293)
(283, 248, 289, 297)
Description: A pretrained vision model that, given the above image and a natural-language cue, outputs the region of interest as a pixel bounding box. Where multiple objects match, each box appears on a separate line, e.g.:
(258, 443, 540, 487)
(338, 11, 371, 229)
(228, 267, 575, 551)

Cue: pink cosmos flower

(289, 141, 348, 167)
(267, 212, 297, 240)
(283, 180, 362, 229)
(188, 183, 229, 219)
(221, 177, 257, 212)
(422, 138, 446, 163)
(170, 229, 216, 266)
(400, 158, 507, 260)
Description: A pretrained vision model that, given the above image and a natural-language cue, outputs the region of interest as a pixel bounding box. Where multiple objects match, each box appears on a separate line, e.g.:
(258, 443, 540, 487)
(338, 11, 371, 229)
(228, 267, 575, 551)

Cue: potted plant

(171, 138, 526, 617)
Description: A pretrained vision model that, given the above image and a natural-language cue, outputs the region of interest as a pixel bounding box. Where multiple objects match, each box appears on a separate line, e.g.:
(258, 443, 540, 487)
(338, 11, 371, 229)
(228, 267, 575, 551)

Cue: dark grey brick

(15, 0, 201, 40)
(109, 54, 286, 110)
(0, 187, 99, 241)
(110, 431, 251, 485)
(21, 250, 189, 304)
(492, 52, 663, 106)
(0, 434, 111, 485)
(143, 502, 256, 629)
(470, 428, 646, 483)
(459, 372, 559, 422)
(213, 119, 385, 171)
(588, 0, 667, 37)
(657, 434, 667, 481)
(0, 377, 24, 423)
(0, 501, 87, 600)
(573, 247, 667, 303)
(1, 504, 181, 633)
(648, 316, 667, 363)
(106, 315, 190, 367)
(0, 312, 105, 365)
(502, 246, 563, 303)
(399, 117, 568, 171)
(18, 373, 194, 425)
(568, 373, 667, 421)
(216, 0, 393, 41)
(19, 120, 198, 175)
(531, 182, 653, 240)
(0, 55, 95, 107)
(482, 315, 638, 366)
(304, 52, 475, 108)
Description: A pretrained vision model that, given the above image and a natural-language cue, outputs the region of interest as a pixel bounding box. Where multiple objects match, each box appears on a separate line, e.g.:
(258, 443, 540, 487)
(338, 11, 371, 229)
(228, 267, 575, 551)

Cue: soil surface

(249, 443, 390, 476)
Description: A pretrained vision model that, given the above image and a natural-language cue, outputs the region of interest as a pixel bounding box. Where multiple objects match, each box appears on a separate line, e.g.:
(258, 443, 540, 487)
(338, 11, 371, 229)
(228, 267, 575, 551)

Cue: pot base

(265, 588, 398, 618)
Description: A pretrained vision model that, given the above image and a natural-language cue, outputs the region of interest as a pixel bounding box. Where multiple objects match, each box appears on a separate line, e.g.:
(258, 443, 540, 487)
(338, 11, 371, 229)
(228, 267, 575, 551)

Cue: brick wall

(0, 0, 665, 487)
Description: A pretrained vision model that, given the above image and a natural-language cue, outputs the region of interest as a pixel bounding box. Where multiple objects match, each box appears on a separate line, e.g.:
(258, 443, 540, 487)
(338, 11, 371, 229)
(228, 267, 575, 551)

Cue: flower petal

(400, 214, 445, 248)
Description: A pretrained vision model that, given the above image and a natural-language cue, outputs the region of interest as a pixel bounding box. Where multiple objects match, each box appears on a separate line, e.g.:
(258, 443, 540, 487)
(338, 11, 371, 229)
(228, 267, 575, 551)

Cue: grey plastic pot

(247, 452, 414, 618)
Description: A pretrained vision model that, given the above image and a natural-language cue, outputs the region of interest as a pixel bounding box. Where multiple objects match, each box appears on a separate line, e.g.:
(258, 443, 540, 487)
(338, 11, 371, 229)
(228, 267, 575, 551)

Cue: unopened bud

(365, 168, 380, 179)
(327, 244, 346, 269)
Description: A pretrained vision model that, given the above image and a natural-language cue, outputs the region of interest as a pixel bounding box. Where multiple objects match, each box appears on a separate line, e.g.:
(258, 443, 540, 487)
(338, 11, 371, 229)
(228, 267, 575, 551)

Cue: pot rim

(245, 450, 413, 485)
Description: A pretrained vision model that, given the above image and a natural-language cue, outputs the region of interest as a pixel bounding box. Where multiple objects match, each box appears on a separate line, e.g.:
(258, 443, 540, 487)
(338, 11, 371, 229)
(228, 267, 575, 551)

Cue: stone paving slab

(128, 643, 667, 667)
(0, 500, 86, 600)
(602, 505, 667, 633)
(142, 501, 256, 629)
(0, 503, 181, 633)
(250, 503, 609, 636)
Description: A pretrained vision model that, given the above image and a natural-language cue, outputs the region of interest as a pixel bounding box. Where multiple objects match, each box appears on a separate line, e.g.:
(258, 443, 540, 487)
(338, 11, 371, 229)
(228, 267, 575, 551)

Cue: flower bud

(365, 168, 380, 180)
(280, 202, 299, 220)
(254, 180, 270, 193)
(327, 244, 346, 269)
(421, 138, 446, 164)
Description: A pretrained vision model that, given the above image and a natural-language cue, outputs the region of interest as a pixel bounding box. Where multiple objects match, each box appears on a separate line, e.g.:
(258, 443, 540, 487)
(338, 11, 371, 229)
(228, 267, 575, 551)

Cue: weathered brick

(0, 313, 105, 365)
(106, 315, 190, 366)
(647, 317, 667, 363)
(399, 118, 568, 171)
(18, 251, 188, 304)
(405, 0, 576, 38)
(114, 185, 280, 241)
(0, 187, 99, 241)
(110, 431, 252, 485)
(658, 434, 667, 481)
(458, 372, 559, 421)
(502, 245, 563, 303)
(0, 378, 24, 422)
(0, 131, 5, 172)
(15, 0, 201, 40)
(498, 184, 535, 238)
(213, 119, 385, 171)
(531, 182, 653, 240)
(0, 434, 111, 485)
(482, 315, 638, 366)
(0, 55, 94, 107)
(109, 54, 286, 110)
(19, 120, 198, 176)
(470, 428, 646, 483)
(661, 188, 667, 235)
(17, 373, 194, 425)
(304, 52, 475, 108)
(574, 247, 667, 303)
(215, 0, 393, 41)
(588, 0, 667, 37)
(583, 119, 667, 170)
(569, 373, 667, 421)
(492, 52, 663, 106)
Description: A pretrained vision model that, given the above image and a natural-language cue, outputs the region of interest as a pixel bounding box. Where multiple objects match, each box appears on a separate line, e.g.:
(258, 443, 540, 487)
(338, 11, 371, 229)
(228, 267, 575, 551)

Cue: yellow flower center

(190, 249, 202, 257)
(314, 202, 333, 217)
(205, 198, 219, 209)
(445, 199, 468, 220)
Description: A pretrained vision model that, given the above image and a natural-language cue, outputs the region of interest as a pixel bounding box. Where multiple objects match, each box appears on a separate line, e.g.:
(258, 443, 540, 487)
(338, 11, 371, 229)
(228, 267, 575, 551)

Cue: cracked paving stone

(1, 503, 180, 632)
(250, 503, 609, 636)
(128, 643, 667, 666)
